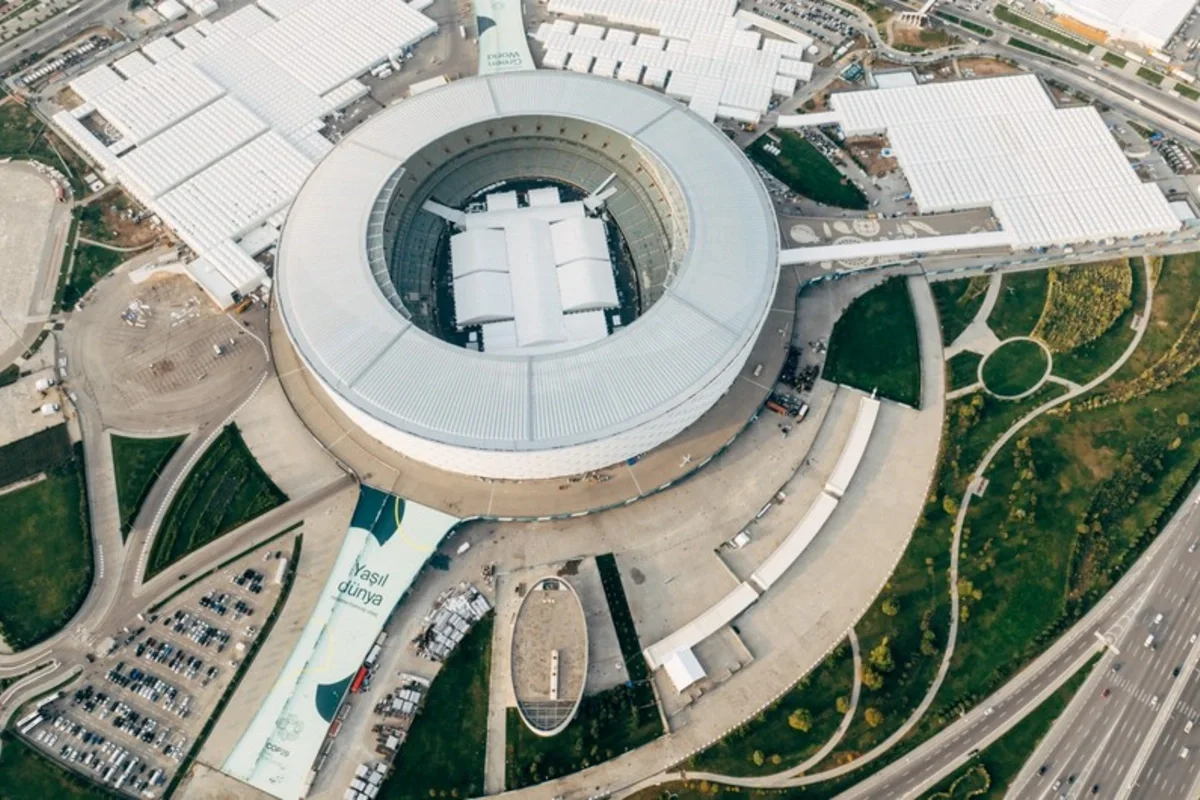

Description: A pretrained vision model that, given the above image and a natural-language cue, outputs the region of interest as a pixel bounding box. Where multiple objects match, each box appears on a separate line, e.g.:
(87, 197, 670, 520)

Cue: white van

(1181, 746, 1191, 759)
(1185, 720, 1194, 734)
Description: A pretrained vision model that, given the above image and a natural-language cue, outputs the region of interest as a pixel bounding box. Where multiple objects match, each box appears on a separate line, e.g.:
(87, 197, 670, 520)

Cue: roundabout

(978, 337, 1051, 400)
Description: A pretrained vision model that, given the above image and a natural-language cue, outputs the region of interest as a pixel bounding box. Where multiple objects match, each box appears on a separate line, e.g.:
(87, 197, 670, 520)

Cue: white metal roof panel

(117, 97, 269, 198)
(157, 130, 314, 251)
(142, 36, 183, 63)
(69, 65, 126, 102)
(113, 51, 154, 78)
(88, 59, 224, 143)
(277, 72, 778, 453)
(662, 648, 706, 692)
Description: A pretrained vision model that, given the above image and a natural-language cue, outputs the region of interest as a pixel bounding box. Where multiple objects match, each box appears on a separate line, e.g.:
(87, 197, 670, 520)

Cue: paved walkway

(944, 272, 1002, 358)
(495, 276, 946, 800)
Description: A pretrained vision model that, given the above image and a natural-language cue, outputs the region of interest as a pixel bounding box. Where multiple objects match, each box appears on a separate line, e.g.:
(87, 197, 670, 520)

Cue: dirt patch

(889, 22, 961, 51)
(956, 57, 1023, 77)
(628, 567, 645, 585)
(846, 135, 899, 176)
(80, 189, 166, 248)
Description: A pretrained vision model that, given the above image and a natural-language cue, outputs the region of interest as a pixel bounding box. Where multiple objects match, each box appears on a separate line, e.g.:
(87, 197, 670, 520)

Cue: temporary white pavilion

(52, 0, 437, 306)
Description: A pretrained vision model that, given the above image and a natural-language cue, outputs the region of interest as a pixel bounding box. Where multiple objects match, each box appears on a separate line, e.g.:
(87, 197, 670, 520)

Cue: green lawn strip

(0, 424, 72, 488)
(1111, 253, 1199, 386)
(383, 615, 493, 800)
(163, 535, 301, 798)
(934, 11, 992, 36)
(1052, 258, 1145, 385)
(0, 364, 19, 388)
(595, 553, 650, 683)
(0, 447, 92, 650)
(994, 6, 1092, 52)
(947, 352, 983, 392)
(62, 244, 124, 308)
(686, 640, 855, 776)
(506, 681, 665, 788)
(931, 276, 990, 347)
(111, 433, 186, 539)
(1137, 67, 1165, 86)
(981, 340, 1048, 397)
(146, 424, 286, 579)
(824, 277, 922, 407)
(77, 203, 111, 243)
(0, 730, 119, 800)
(1177, 83, 1200, 101)
(747, 131, 868, 210)
(1007, 37, 1074, 62)
(1101, 51, 1127, 68)
(918, 653, 1100, 799)
(812, 385, 1066, 770)
(988, 271, 1049, 340)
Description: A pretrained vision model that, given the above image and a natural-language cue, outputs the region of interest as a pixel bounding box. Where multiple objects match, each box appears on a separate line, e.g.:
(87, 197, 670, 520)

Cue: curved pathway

(637, 258, 1153, 794)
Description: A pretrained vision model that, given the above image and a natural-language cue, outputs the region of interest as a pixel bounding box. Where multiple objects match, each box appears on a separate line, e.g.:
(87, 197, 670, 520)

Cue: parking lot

(16, 546, 289, 797)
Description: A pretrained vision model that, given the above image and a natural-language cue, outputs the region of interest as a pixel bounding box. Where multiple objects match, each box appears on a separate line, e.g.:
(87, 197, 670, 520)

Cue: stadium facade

(275, 71, 779, 480)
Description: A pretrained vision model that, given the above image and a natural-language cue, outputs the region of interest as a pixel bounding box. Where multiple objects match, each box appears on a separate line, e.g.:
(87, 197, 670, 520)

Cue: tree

(864, 707, 884, 728)
(836, 695, 850, 714)
(752, 750, 764, 766)
(881, 597, 899, 616)
(861, 667, 884, 690)
(788, 708, 813, 732)
(943, 495, 960, 516)
(868, 637, 895, 673)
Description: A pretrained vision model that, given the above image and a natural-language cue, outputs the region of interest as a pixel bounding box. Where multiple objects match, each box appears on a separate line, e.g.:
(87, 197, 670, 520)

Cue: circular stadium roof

(277, 72, 778, 469)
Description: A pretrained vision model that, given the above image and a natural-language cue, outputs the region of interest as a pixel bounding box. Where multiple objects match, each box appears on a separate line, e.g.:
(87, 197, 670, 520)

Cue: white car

(1152, 695, 1161, 708)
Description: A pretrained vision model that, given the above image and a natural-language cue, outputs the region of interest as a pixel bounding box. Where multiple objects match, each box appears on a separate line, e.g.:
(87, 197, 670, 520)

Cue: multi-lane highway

(1007, 496, 1200, 800)
(828, 482, 1200, 799)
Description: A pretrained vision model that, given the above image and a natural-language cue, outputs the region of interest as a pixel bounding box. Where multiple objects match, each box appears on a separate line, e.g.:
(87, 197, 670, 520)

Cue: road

(0, 0, 126, 72)
(1003, 497, 1200, 800)
(838, 482, 1200, 798)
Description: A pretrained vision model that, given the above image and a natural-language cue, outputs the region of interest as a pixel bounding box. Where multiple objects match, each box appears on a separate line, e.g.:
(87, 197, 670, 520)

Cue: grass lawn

(0, 424, 72, 488)
(1102, 52, 1128, 68)
(994, 6, 1092, 52)
(987, 271, 1049, 340)
(383, 615, 493, 800)
(147, 424, 285, 579)
(1177, 83, 1200, 101)
(506, 681, 664, 788)
(811, 384, 1066, 773)
(62, 245, 124, 308)
(111, 433, 185, 539)
(934, 11, 992, 36)
(931, 276, 989, 347)
(748, 131, 868, 210)
(0, 364, 18, 388)
(1138, 67, 1165, 86)
(920, 654, 1099, 800)
(1052, 258, 1145, 385)
(824, 277, 922, 407)
(981, 340, 1048, 397)
(0, 102, 88, 194)
(686, 640, 855, 775)
(1111, 253, 1199, 386)
(1007, 37, 1073, 62)
(947, 352, 983, 392)
(0, 732, 117, 800)
(0, 457, 92, 650)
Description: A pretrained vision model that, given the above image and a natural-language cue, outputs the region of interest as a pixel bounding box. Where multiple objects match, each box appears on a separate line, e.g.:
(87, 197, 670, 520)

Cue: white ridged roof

(277, 72, 778, 453)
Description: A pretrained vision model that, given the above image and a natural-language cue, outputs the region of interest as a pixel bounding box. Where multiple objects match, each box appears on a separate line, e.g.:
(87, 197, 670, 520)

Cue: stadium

(275, 71, 780, 480)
